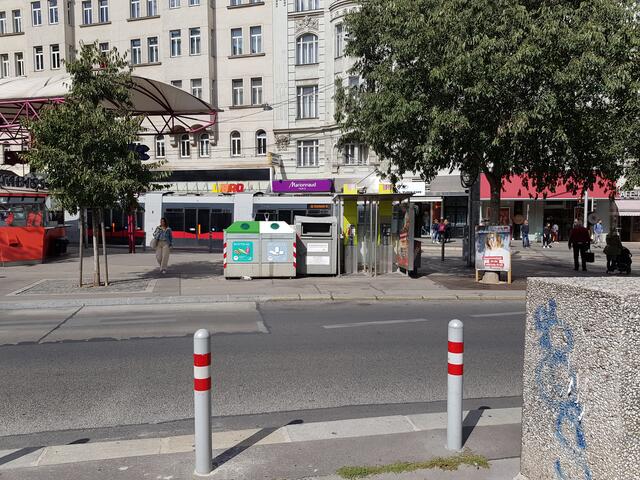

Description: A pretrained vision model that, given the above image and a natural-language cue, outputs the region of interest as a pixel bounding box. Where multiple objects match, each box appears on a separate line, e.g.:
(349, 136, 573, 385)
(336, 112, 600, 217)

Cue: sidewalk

(0, 407, 522, 480)
(1, 241, 636, 308)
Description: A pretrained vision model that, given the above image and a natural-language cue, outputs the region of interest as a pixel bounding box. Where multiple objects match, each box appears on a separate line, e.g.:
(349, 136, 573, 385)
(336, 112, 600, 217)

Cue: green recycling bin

(224, 221, 260, 278)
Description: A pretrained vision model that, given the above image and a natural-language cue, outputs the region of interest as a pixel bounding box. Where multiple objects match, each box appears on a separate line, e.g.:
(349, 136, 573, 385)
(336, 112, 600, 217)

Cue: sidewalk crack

(37, 306, 84, 344)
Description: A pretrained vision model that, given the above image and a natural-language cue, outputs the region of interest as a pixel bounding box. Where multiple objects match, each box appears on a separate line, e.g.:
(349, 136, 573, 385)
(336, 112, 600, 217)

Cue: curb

(0, 292, 526, 310)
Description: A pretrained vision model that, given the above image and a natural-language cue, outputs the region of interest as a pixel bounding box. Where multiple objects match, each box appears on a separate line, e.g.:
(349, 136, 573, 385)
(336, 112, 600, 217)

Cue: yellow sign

(342, 183, 358, 194)
(212, 183, 245, 193)
(379, 183, 393, 194)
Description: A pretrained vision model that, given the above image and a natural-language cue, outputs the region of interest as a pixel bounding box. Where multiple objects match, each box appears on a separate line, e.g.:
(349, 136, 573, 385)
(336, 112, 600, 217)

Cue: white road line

(470, 311, 525, 318)
(323, 318, 429, 329)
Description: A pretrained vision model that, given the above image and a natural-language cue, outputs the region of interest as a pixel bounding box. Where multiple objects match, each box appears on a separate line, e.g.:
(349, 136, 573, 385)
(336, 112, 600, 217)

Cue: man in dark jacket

(521, 220, 530, 248)
(568, 220, 591, 271)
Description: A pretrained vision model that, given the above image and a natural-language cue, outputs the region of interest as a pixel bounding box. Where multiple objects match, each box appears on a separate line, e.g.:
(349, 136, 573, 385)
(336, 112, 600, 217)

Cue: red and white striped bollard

(447, 319, 463, 451)
(194, 329, 212, 476)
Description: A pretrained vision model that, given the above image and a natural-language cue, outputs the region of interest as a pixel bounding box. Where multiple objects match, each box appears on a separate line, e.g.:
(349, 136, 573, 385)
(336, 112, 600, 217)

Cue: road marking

(323, 318, 429, 329)
(470, 311, 525, 318)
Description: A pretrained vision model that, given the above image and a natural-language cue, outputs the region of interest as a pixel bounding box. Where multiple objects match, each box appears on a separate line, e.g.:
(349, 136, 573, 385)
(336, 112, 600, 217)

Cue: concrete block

(519, 278, 640, 480)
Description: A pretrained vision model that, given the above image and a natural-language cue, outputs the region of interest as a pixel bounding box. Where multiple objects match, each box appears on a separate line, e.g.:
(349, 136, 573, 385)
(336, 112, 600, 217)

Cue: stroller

(612, 247, 632, 275)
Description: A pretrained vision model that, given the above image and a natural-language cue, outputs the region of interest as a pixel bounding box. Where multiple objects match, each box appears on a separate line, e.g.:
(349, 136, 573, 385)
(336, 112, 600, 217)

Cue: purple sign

(272, 179, 333, 193)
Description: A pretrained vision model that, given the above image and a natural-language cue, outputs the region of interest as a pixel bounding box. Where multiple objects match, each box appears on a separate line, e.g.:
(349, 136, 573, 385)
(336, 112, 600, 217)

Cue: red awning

(480, 174, 614, 200)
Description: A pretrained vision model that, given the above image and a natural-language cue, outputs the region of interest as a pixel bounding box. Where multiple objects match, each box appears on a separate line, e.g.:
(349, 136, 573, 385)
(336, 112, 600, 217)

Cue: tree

(25, 43, 165, 286)
(336, 0, 640, 224)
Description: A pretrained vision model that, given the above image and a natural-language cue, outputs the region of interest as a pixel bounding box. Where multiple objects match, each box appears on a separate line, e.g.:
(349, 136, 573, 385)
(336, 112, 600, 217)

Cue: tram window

(164, 208, 184, 232)
(211, 209, 232, 232)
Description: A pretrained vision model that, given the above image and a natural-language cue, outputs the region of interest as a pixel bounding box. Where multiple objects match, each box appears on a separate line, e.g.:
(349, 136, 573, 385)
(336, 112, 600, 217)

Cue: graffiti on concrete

(534, 299, 592, 480)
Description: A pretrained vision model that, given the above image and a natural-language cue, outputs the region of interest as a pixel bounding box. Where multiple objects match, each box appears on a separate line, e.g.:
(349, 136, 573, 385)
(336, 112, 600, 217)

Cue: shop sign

(212, 183, 246, 193)
(397, 181, 426, 196)
(0, 172, 48, 191)
(272, 179, 333, 193)
(619, 190, 640, 199)
(475, 226, 511, 272)
(307, 204, 331, 210)
(379, 183, 393, 194)
(342, 183, 358, 194)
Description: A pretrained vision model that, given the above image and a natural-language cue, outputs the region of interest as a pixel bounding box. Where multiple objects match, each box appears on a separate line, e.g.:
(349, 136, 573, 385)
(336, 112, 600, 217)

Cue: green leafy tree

(25, 43, 165, 286)
(336, 0, 640, 224)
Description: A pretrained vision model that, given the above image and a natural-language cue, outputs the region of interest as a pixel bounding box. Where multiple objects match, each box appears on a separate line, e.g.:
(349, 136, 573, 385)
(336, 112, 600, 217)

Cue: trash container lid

(225, 221, 260, 234)
(259, 221, 295, 233)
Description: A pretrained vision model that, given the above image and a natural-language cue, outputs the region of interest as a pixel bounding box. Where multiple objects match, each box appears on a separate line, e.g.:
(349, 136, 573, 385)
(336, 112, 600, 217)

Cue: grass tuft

(336, 451, 489, 479)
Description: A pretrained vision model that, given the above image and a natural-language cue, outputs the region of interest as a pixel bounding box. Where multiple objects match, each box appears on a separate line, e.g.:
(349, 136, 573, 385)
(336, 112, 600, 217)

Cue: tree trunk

(83, 208, 89, 249)
(79, 209, 84, 287)
(92, 208, 101, 287)
(100, 208, 109, 286)
(486, 172, 502, 225)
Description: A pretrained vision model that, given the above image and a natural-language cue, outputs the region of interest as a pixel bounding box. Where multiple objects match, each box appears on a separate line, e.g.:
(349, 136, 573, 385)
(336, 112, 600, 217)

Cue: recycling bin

(294, 216, 338, 275)
(259, 221, 296, 278)
(224, 221, 260, 278)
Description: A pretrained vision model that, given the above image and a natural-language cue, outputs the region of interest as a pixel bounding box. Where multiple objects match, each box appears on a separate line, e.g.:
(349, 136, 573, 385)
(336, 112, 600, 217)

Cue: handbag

(585, 250, 595, 263)
(150, 238, 158, 249)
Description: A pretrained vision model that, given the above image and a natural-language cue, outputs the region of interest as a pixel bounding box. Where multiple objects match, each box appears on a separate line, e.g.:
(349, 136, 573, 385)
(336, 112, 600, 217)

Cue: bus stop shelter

(333, 193, 415, 276)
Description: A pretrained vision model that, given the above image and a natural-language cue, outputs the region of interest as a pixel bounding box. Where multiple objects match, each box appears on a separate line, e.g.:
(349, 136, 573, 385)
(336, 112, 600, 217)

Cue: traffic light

(128, 143, 150, 161)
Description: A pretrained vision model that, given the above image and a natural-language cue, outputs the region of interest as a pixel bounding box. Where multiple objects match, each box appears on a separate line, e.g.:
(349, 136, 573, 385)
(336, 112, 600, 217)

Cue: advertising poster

(394, 204, 414, 270)
(475, 226, 511, 272)
(232, 241, 253, 262)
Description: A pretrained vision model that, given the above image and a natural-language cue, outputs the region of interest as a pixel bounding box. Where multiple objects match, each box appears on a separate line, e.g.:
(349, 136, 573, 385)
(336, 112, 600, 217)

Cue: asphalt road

(0, 300, 525, 447)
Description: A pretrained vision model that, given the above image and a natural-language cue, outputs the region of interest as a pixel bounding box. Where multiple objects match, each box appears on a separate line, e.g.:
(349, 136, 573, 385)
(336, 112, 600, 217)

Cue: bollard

(441, 237, 445, 262)
(447, 319, 464, 451)
(194, 329, 212, 476)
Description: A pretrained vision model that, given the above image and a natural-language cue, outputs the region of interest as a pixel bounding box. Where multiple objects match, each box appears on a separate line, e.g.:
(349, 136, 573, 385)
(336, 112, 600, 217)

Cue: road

(0, 300, 525, 448)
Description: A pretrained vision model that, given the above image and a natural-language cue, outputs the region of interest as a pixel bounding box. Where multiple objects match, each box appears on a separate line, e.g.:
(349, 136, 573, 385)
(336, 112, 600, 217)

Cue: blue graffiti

(534, 299, 592, 480)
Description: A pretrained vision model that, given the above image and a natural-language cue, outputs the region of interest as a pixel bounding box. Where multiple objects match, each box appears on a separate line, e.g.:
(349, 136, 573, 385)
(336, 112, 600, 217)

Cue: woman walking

(543, 223, 552, 249)
(153, 218, 173, 274)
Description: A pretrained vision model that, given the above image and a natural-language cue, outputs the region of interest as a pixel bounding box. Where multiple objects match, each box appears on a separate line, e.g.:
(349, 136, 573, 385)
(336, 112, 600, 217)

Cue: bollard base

(193, 471, 216, 479)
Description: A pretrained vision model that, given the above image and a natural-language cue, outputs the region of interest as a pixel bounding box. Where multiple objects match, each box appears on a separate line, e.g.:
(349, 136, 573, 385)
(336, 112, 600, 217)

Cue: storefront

(614, 190, 640, 242)
(479, 174, 614, 241)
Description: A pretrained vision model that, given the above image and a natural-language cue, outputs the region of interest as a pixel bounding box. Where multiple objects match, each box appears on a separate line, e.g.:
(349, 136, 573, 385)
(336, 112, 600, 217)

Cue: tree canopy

(336, 0, 640, 221)
(25, 42, 164, 214)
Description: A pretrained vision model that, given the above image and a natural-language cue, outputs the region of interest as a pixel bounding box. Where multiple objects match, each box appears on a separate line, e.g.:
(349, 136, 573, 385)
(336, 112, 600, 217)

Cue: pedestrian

(431, 218, 440, 243)
(543, 223, 552, 248)
(568, 220, 591, 271)
(443, 219, 451, 243)
(152, 217, 173, 274)
(438, 219, 446, 243)
(593, 220, 604, 247)
(551, 223, 559, 243)
(521, 219, 530, 248)
(603, 232, 623, 273)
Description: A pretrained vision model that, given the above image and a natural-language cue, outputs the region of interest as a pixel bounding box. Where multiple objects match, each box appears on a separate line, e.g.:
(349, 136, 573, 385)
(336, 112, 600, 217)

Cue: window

(34, 46, 44, 71)
(335, 23, 344, 58)
(296, 0, 319, 12)
(50, 44, 60, 69)
(155, 135, 165, 158)
(12, 10, 22, 33)
(232, 79, 243, 106)
(170, 0, 180, 8)
(48, 0, 59, 24)
(191, 78, 202, 98)
(198, 133, 210, 157)
(189, 0, 201, 5)
(0, 55, 9, 78)
(130, 39, 141, 65)
(230, 0, 242, 5)
(348, 75, 360, 89)
(231, 28, 243, 56)
(297, 85, 318, 118)
(99, 42, 109, 54)
(171, 79, 182, 88)
(250, 26, 262, 54)
(251, 77, 262, 105)
(147, 37, 158, 63)
(256, 130, 266, 156)
(82, 1, 92, 25)
(0, 13, 6, 35)
(296, 34, 318, 65)
(32, 2, 43, 26)
(67, 1, 74, 25)
(130, 0, 141, 18)
(343, 143, 367, 165)
(147, 0, 157, 16)
(180, 134, 190, 157)
(231, 131, 241, 156)
(170, 30, 181, 57)
(297, 140, 318, 167)
(98, 0, 108, 22)
(189, 28, 201, 55)
(15, 52, 24, 76)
